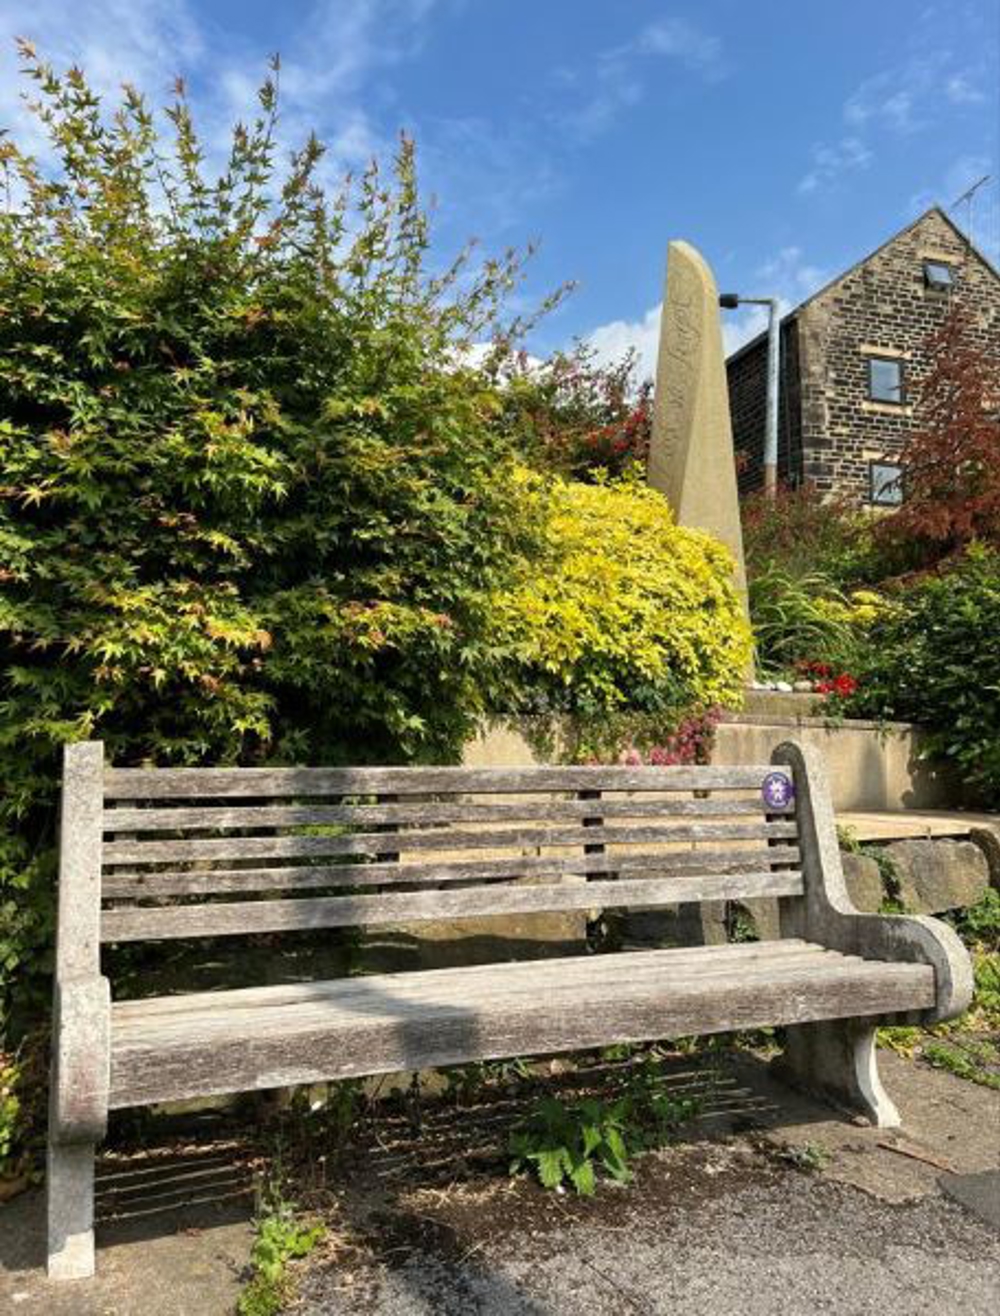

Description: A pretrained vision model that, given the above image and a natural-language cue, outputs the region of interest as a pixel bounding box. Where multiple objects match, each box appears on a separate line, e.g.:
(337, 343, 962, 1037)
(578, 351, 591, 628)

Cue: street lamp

(719, 292, 781, 498)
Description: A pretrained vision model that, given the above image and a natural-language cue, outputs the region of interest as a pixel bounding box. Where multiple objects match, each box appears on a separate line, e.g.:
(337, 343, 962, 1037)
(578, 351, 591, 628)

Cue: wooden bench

(48, 738, 972, 1279)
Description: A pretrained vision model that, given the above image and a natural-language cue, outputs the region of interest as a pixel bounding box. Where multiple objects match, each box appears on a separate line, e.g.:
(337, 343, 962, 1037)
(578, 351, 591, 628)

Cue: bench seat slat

(101, 845, 803, 897)
(103, 763, 781, 800)
(107, 943, 935, 1107)
(116, 948, 852, 1040)
(102, 795, 789, 833)
(110, 938, 820, 1020)
(100, 870, 805, 941)
(101, 820, 798, 866)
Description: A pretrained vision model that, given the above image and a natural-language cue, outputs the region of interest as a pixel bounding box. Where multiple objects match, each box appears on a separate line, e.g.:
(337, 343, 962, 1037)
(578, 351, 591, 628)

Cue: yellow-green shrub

(491, 469, 752, 717)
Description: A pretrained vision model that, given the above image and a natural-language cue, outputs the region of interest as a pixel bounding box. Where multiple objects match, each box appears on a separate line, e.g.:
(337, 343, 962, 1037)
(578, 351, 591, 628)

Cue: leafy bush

(492, 469, 753, 719)
(0, 51, 552, 1034)
(950, 888, 1000, 951)
(0, 1033, 45, 1194)
(843, 546, 1000, 805)
(742, 483, 877, 587)
(742, 486, 892, 675)
(493, 344, 652, 480)
(509, 1095, 633, 1195)
(0, 48, 755, 1074)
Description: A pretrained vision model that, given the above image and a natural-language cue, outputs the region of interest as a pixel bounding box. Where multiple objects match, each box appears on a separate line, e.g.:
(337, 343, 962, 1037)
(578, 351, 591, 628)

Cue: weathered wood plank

(107, 953, 934, 1107)
(110, 939, 821, 1020)
(103, 794, 787, 833)
(101, 845, 803, 898)
(115, 948, 855, 1041)
(100, 870, 805, 941)
(103, 763, 781, 800)
(101, 819, 799, 866)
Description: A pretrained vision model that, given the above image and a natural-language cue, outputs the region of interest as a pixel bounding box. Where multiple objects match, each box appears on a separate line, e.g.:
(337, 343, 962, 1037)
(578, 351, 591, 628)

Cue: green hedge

(843, 545, 1000, 806)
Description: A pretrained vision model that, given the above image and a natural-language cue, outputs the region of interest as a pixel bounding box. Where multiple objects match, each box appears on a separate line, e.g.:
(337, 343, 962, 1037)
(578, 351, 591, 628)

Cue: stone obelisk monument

(649, 240, 748, 601)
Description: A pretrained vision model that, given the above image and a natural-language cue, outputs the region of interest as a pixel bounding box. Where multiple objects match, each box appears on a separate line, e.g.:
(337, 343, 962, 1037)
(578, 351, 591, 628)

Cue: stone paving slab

(941, 1171, 1000, 1230)
(837, 810, 999, 842)
(0, 1145, 254, 1315)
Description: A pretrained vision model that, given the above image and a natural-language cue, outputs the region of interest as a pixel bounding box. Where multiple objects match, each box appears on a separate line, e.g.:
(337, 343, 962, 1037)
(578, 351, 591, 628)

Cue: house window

(868, 356, 904, 404)
(923, 260, 954, 291)
(869, 461, 904, 507)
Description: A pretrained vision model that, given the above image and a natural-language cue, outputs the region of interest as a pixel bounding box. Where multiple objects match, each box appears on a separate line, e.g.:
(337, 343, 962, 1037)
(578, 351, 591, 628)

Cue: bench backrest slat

(100, 869, 803, 942)
(100, 819, 798, 867)
(101, 845, 804, 898)
(103, 763, 778, 799)
(102, 794, 778, 831)
(84, 751, 804, 947)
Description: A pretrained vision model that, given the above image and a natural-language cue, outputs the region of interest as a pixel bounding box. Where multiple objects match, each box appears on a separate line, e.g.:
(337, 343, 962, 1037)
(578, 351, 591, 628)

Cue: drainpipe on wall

(720, 294, 782, 498)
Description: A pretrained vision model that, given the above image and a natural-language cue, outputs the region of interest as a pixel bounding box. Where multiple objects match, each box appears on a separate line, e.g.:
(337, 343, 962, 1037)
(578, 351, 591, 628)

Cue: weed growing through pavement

(238, 1168, 325, 1316)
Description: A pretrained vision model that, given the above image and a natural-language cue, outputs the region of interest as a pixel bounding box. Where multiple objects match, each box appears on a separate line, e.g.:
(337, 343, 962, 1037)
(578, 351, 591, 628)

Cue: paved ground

(1, 1138, 254, 1315)
(1, 1051, 997, 1315)
(296, 1165, 1000, 1316)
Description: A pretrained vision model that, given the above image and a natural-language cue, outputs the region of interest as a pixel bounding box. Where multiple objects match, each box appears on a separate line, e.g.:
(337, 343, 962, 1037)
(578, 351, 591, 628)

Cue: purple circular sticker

(762, 771, 794, 811)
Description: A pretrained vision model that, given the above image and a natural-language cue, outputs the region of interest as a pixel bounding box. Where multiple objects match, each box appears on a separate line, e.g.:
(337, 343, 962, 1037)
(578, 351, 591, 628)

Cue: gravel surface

(294, 1160, 1000, 1316)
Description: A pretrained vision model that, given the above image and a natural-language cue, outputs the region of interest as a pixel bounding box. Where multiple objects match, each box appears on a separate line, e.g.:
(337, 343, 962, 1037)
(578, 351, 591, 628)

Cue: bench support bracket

(771, 740, 972, 1127)
(48, 742, 108, 1281)
(47, 1139, 99, 1281)
(774, 1018, 900, 1127)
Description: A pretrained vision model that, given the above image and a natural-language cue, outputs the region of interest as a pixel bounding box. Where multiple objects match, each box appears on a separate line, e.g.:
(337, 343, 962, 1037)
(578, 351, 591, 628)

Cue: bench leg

(774, 1019, 901, 1128)
(47, 1139, 97, 1280)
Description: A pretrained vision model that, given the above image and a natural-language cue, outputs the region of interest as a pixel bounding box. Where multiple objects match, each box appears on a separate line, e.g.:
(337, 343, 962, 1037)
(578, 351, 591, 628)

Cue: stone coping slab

(837, 811, 1000, 842)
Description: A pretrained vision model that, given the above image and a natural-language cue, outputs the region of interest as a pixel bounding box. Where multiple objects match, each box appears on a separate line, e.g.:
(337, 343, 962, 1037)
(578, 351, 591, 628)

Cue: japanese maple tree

(879, 302, 1000, 561)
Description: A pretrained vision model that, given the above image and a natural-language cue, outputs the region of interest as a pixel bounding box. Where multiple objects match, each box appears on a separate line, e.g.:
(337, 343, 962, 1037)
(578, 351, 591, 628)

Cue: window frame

(923, 260, 955, 292)
(869, 460, 905, 507)
(867, 355, 906, 405)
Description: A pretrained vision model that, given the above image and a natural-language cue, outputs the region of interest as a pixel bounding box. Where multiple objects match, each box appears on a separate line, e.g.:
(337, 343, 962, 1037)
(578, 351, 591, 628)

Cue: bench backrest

(57, 743, 805, 970)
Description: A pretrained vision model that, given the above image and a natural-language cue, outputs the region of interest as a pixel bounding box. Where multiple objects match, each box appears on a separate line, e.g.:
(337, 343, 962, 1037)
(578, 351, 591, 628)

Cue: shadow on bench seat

(47, 739, 972, 1280)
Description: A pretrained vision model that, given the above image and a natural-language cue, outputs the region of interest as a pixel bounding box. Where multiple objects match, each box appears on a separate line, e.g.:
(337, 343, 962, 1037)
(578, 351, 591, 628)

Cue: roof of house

(725, 206, 1000, 367)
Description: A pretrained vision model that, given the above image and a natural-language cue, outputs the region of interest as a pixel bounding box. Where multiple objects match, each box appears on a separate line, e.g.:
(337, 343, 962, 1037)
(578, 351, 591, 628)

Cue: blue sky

(2, 1, 998, 373)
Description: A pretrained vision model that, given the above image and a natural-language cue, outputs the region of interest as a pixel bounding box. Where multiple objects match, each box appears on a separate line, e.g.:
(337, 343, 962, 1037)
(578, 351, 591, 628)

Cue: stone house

(727, 207, 1000, 504)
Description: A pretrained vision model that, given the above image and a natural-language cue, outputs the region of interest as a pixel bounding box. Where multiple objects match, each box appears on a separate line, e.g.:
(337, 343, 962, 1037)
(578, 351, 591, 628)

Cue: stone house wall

(730, 319, 803, 495)
(728, 208, 1000, 503)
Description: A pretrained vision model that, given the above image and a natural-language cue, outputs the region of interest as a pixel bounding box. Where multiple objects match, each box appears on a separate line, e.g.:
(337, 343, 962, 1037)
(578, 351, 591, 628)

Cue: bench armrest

(51, 975, 111, 1142)
(772, 741, 973, 1024)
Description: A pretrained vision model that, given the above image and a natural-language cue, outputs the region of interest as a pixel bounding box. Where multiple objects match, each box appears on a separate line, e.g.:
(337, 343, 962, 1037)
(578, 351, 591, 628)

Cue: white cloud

(0, 1, 205, 162)
(1, 0, 448, 185)
(755, 246, 827, 294)
(582, 246, 829, 379)
(582, 296, 772, 380)
(797, 136, 872, 194)
(945, 72, 987, 104)
(0, 0, 560, 258)
(799, 30, 994, 200)
(585, 303, 663, 381)
(556, 15, 728, 143)
(635, 18, 728, 82)
(843, 58, 941, 135)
